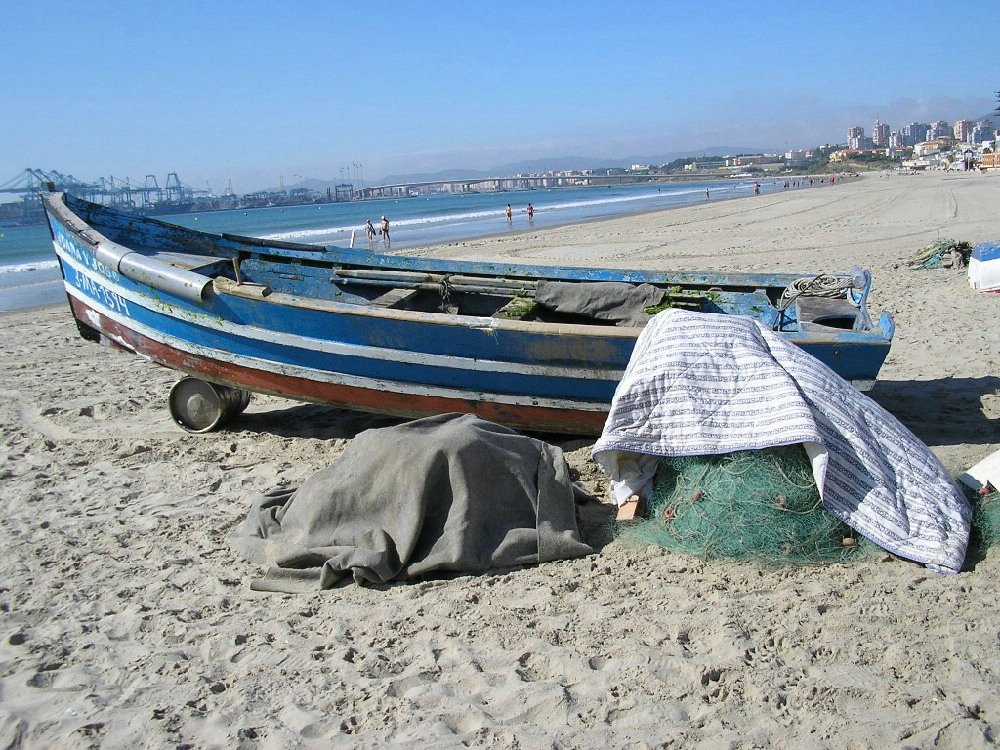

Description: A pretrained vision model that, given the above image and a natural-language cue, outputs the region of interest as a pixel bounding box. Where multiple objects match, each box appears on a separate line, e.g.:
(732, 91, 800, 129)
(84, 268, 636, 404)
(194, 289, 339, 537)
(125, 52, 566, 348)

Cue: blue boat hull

(43, 193, 894, 434)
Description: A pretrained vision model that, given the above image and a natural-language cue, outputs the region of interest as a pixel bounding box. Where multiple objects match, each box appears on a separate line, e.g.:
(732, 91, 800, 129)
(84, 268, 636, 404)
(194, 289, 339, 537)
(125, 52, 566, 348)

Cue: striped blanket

(592, 309, 971, 573)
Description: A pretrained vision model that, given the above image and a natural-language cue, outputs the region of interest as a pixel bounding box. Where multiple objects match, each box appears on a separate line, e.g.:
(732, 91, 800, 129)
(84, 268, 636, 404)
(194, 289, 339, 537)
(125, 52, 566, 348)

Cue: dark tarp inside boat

(231, 413, 594, 592)
(534, 280, 665, 326)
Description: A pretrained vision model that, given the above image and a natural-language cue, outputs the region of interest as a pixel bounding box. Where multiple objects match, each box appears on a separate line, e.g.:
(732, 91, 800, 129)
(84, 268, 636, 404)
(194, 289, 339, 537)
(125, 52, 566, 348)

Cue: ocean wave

(536, 186, 739, 213)
(260, 185, 741, 243)
(261, 212, 496, 241)
(0, 258, 60, 275)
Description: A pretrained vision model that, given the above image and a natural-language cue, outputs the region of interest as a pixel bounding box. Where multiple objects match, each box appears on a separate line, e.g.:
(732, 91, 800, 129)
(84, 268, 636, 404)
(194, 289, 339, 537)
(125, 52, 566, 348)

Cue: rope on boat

(440, 276, 453, 311)
(777, 274, 858, 311)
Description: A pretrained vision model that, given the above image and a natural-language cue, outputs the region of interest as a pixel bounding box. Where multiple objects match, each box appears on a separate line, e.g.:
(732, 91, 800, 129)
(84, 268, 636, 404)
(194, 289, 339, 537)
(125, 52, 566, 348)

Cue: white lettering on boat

(71, 269, 131, 316)
(52, 225, 121, 283)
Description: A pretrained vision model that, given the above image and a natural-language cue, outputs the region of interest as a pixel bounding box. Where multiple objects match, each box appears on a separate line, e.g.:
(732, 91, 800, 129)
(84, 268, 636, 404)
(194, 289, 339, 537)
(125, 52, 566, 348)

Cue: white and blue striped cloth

(592, 309, 971, 573)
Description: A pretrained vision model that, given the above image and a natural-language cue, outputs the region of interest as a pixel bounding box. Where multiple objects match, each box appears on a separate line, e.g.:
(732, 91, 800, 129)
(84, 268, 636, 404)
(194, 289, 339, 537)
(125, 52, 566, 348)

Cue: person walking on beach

(380, 216, 390, 247)
(505, 204, 513, 223)
(526, 203, 534, 220)
(365, 219, 376, 245)
(705, 189, 710, 200)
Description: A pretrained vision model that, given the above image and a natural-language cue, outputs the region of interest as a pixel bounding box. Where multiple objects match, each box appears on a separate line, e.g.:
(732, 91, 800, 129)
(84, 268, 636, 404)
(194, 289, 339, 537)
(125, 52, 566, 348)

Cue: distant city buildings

(929, 120, 951, 140)
(904, 122, 931, 146)
(971, 119, 996, 144)
(726, 155, 768, 167)
(684, 157, 726, 170)
(846, 125, 867, 150)
(844, 113, 996, 153)
(954, 119, 974, 141)
(872, 120, 890, 148)
(834, 111, 999, 173)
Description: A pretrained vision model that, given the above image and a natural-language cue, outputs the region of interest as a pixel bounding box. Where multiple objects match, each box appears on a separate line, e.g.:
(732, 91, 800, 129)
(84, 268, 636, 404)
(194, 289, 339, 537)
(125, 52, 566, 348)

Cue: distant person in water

(505, 204, 513, 223)
(705, 189, 710, 200)
(526, 203, 534, 220)
(380, 216, 390, 246)
(365, 219, 376, 244)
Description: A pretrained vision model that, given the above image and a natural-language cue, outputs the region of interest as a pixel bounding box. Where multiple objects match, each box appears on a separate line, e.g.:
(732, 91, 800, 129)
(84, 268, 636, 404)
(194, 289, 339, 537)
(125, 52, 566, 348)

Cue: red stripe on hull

(69, 297, 609, 435)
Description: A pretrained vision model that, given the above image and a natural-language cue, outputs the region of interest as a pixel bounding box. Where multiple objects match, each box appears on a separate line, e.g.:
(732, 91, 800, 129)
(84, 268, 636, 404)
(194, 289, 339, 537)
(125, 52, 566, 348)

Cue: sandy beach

(1, 171, 998, 748)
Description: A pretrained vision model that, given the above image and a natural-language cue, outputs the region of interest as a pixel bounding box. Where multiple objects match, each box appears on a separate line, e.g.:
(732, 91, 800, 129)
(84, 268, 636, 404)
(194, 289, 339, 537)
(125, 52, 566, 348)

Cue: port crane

(1, 168, 205, 206)
(0, 168, 209, 225)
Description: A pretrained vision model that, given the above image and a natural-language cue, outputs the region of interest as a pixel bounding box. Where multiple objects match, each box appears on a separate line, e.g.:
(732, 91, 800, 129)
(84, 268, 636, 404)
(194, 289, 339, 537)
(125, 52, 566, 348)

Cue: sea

(0, 178, 780, 313)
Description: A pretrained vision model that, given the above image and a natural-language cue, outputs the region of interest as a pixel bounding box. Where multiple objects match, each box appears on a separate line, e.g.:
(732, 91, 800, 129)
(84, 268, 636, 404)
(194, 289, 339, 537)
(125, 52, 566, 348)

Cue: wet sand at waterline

(1, 171, 998, 748)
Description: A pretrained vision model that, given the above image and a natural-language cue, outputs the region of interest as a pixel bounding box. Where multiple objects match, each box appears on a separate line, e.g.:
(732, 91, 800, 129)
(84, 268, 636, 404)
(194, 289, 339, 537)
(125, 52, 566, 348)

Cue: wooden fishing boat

(42, 192, 895, 435)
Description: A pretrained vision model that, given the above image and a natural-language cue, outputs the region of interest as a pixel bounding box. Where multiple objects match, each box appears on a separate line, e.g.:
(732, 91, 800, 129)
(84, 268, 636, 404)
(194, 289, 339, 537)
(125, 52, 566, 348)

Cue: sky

(1, 0, 997, 193)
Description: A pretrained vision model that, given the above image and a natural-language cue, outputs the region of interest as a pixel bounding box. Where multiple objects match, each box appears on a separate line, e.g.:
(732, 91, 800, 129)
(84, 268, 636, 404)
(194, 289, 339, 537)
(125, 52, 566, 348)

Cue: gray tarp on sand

(231, 414, 594, 593)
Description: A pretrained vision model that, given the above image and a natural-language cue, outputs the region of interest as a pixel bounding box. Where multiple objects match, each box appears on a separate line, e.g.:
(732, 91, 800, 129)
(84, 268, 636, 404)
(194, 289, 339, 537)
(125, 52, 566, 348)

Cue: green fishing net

(964, 486, 1000, 560)
(907, 239, 972, 270)
(615, 445, 874, 565)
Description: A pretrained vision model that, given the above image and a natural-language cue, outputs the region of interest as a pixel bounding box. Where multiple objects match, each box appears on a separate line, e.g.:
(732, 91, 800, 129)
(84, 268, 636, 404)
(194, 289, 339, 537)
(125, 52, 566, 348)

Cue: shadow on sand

(870, 376, 1000, 447)
(231, 403, 406, 440)
(231, 403, 610, 449)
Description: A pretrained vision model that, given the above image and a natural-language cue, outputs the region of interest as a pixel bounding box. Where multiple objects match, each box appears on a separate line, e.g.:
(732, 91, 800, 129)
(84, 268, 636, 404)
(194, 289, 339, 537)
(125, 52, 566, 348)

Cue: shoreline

(1, 170, 998, 747)
(405, 172, 944, 268)
(399, 173, 860, 259)
(0, 299, 62, 318)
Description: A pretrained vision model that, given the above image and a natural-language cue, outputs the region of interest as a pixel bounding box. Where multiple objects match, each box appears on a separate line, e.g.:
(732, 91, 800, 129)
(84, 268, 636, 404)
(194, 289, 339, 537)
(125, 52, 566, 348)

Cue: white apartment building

(872, 120, 890, 147)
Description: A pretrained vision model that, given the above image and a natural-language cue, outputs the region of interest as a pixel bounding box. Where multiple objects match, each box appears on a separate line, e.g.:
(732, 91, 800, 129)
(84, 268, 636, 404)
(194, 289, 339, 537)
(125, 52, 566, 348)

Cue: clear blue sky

(1, 0, 996, 192)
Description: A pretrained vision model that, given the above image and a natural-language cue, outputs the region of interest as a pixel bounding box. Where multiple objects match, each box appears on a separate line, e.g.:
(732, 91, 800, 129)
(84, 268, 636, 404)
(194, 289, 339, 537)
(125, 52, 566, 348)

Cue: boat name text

(53, 226, 121, 283)
(71, 271, 132, 316)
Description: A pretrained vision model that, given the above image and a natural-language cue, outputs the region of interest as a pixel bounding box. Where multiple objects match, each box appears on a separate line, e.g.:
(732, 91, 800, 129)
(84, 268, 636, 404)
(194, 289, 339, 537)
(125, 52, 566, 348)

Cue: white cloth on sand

(591, 309, 971, 574)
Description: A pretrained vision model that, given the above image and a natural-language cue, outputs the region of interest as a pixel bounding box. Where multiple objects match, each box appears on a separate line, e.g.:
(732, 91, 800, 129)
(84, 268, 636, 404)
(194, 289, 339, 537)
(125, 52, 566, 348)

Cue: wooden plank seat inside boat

(368, 287, 422, 309)
(492, 296, 537, 320)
